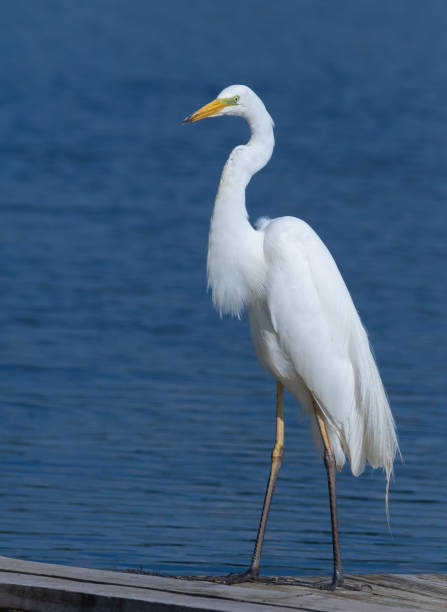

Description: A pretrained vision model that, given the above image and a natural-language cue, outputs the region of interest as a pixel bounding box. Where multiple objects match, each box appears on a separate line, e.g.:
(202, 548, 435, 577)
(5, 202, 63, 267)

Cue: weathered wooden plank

(0, 557, 318, 611)
(0, 570, 295, 612)
(324, 573, 447, 611)
(0, 556, 445, 612)
(1, 570, 394, 612)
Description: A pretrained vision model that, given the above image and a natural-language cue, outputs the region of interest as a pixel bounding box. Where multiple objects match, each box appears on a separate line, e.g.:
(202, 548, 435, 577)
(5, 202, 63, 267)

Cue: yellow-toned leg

(313, 398, 344, 590)
(226, 381, 284, 583)
(250, 381, 284, 574)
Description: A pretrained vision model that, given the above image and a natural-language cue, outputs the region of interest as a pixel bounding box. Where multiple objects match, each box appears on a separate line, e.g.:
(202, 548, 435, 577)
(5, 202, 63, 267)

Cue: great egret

(183, 85, 399, 590)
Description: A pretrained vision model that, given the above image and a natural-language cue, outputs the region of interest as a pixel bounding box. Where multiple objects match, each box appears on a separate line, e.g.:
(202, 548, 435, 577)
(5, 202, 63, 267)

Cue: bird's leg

(313, 399, 344, 590)
(225, 381, 284, 585)
(251, 381, 285, 574)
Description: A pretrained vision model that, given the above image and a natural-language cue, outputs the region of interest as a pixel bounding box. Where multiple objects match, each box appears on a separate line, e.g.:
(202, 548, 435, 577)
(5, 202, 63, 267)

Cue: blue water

(0, 0, 446, 578)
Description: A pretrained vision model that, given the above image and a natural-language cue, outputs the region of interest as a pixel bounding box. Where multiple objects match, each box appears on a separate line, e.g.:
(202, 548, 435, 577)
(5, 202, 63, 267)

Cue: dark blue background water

(1, 0, 446, 577)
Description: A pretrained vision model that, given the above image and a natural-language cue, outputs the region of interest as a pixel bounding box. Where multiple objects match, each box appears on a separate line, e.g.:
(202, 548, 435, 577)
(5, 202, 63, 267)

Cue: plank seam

(0, 570, 321, 611)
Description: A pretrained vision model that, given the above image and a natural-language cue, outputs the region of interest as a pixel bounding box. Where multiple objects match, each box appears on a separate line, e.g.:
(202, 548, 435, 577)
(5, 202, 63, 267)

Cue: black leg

(314, 400, 344, 590)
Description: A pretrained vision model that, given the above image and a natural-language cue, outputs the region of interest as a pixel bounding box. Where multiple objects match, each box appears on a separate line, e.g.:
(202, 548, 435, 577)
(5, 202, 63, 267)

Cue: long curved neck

(223, 113, 275, 190)
(207, 112, 274, 316)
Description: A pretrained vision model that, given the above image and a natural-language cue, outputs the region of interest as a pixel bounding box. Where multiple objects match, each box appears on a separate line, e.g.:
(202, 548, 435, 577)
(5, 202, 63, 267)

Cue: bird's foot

(224, 569, 259, 585)
(314, 577, 343, 591)
(175, 573, 371, 591)
(313, 573, 366, 591)
(313, 569, 344, 591)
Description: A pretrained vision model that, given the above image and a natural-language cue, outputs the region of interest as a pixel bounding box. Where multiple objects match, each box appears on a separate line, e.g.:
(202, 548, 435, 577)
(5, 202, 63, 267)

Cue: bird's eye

(233, 95, 240, 103)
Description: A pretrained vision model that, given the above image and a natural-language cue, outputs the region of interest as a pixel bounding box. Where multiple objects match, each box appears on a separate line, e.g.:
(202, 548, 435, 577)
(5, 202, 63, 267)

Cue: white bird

(183, 85, 399, 590)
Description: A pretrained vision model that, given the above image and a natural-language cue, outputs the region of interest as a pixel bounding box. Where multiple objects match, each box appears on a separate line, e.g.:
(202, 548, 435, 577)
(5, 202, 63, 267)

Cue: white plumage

(184, 84, 399, 587)
(253, 216, 396, 479)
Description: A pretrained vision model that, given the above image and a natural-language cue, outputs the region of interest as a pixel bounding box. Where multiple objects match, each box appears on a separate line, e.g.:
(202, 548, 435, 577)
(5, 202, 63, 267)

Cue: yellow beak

(183, 98, 227, 123)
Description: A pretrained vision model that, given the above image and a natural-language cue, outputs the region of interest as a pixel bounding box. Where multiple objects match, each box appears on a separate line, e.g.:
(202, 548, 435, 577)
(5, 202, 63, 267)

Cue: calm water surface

(0, 1, 446, 576)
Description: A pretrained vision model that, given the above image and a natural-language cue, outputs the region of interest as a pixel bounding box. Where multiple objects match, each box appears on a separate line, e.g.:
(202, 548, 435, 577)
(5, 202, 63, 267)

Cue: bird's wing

(263, 217, 365, 461)
(263, 216, 398, 478)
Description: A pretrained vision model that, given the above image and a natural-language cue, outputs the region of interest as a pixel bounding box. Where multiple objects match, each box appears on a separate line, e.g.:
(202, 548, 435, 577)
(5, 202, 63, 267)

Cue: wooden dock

(0, 556, 445, 611)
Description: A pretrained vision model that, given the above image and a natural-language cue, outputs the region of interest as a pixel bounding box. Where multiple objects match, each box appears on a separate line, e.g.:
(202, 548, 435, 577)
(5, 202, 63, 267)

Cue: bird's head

(183, 85, 268, 124)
